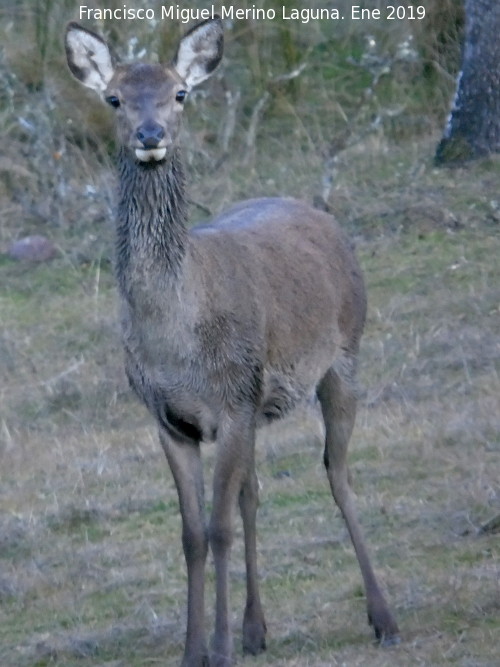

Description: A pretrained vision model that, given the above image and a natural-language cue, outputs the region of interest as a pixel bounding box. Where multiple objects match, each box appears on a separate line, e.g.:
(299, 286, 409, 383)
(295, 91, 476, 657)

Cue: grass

(1, 1, 499, 665)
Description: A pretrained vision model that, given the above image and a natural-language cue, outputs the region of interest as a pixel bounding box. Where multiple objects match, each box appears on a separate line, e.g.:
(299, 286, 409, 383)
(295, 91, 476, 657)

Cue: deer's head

(65, 18, 223, 162)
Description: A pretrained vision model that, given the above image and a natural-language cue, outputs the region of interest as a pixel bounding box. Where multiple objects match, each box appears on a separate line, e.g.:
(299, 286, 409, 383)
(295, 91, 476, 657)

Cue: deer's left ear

(172, 17, 223, 90)
(65, 22, 115, 93)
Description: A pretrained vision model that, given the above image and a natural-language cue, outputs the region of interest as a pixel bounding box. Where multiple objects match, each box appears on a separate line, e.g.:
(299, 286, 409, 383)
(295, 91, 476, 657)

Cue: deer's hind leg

(239, 467, 267, 655)
(316, 364, 399, 645)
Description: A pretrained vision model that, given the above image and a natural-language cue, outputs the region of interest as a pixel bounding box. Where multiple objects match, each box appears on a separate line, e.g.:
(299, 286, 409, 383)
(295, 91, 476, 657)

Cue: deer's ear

(65, 22, 115, 93)
(172, 17, 223, 90)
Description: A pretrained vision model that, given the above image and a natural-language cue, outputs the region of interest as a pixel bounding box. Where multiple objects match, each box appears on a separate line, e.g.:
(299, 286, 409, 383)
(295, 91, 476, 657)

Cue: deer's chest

(120, 295, 260, 442)
(122, 319, 221, 443)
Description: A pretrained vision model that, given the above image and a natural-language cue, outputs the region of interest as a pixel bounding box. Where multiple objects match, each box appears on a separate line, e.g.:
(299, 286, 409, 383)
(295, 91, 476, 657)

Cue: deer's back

(192, 197, 366, 357)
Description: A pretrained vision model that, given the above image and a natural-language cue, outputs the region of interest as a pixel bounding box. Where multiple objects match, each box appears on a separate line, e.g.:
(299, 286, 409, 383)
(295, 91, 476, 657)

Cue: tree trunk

(435, 0, 500, 164)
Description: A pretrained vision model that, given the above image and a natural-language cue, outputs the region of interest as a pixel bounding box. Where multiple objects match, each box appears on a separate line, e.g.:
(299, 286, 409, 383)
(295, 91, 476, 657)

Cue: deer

(65, 17, 399, 667)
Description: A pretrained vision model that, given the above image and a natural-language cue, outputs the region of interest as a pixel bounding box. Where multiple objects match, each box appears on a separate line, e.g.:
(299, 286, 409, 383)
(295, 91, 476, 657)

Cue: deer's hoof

(242, 624, 267, 655)
(243, 613, 267, 655)
(368, 604, 400, 647)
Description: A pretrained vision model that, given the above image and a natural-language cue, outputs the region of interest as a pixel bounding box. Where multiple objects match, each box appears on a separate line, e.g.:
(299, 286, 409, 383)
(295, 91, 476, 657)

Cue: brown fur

(65, 17, 399, 667)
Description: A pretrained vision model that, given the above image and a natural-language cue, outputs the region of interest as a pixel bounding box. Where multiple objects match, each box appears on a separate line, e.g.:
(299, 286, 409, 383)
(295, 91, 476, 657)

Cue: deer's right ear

(65, 22, 115, 93)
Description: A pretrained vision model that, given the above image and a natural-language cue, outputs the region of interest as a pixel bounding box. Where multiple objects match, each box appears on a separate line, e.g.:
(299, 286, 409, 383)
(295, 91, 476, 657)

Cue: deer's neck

(115, 147, 188, 289)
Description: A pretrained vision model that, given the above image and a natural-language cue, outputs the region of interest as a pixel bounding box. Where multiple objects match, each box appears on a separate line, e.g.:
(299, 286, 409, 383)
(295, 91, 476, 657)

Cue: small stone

(7, 235, 57, 262)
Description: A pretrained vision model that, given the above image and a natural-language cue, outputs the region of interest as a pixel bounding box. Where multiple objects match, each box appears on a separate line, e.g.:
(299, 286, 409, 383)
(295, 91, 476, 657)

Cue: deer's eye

(105, 95, 121, 108)
(175, 90, 187, 104)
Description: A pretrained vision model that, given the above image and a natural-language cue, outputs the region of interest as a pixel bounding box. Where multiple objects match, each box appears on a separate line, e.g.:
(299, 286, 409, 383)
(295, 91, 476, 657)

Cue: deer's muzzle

(135, 121, 167, 161)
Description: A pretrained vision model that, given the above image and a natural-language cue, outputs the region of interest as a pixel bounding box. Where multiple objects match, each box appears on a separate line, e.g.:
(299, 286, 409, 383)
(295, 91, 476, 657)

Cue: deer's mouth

(135, 147, 167, 162)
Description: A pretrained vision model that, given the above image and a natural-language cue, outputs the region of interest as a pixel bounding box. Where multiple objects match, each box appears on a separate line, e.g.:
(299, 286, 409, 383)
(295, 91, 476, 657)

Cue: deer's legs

(159, 429, 209, 667)
(208, 414, 255, 667)
(239, 468, 267, 655)
(317, 366, 399, 645)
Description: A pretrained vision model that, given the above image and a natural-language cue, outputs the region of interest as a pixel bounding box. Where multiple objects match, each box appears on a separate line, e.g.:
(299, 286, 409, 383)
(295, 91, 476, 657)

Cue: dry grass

(1, 2, 500, 666)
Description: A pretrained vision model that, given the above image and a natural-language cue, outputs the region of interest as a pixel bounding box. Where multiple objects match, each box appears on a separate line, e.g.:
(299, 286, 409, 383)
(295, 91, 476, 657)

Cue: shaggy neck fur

(115, 147, 188, 290)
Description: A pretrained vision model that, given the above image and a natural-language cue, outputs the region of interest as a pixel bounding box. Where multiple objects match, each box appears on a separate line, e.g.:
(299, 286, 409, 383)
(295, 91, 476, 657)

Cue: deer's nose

(136, 122, 165, 149)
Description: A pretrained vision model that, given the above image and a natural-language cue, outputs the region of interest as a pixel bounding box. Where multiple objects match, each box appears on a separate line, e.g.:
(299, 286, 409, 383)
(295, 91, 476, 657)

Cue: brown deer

(65, 17, 399, 667)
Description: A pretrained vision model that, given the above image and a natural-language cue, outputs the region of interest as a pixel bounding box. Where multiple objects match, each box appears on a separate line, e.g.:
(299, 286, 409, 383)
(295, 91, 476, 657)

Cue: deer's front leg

(209, 413, 256, 667)
(159, 429, 208, 667)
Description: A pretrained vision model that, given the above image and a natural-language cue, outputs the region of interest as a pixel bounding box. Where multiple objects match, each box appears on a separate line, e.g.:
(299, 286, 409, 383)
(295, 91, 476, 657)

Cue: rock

(7, 235, 57, 262)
